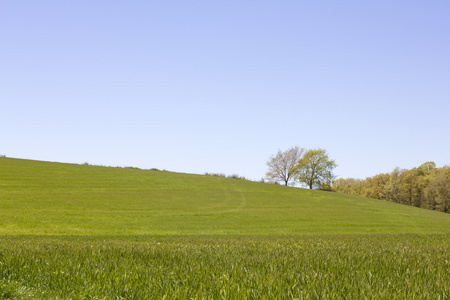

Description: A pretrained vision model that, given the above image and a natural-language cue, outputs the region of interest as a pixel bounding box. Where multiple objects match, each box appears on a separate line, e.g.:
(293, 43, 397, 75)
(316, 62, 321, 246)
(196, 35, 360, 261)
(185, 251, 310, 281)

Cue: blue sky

(1, 1, 449, 181)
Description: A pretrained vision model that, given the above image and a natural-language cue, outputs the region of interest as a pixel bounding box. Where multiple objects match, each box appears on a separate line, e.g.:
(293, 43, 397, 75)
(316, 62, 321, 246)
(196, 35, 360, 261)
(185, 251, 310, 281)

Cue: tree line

(265, 146, 337, 189)
(332, 162, 450, 213)
(265, 147, 450, 214)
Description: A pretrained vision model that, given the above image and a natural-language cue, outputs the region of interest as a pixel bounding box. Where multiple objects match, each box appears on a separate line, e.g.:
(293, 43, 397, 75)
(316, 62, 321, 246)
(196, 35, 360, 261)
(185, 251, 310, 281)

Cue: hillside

(1, 157, 450, 236)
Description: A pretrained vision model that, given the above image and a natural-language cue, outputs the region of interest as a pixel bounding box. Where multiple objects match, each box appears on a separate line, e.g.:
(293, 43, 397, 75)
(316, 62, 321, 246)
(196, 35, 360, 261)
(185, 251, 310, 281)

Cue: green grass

(1, 157, 450, 299)
(1, 234, 449, 299)
(1, 157, 450, 236)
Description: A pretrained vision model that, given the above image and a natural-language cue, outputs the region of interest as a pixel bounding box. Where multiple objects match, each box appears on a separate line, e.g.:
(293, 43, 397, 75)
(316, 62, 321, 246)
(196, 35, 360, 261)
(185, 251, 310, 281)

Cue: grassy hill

(1, 157, 450, 298)
(1, 157, 450, 236)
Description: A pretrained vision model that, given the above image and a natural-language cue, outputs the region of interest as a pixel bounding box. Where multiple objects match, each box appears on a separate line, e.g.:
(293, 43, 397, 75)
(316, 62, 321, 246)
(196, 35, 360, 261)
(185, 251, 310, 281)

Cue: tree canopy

(265, 147, 337, 189)
(296, 148, 337, 189)
(265, 146, 304, 186)
(332, 162, 450, 213)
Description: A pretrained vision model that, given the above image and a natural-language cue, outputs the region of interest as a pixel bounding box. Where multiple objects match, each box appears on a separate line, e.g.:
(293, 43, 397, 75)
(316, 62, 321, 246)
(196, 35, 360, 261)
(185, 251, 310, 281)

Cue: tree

(266, 146, 305, 186)
(332, 178, 361, 195)
(297, 148, 337, 189)
(382, 167, 407, 203)
(424, 167, 450, 212)
(415, 161, 436, 176)
(400, 169, 426, 207)
(362, 173, 390, 200)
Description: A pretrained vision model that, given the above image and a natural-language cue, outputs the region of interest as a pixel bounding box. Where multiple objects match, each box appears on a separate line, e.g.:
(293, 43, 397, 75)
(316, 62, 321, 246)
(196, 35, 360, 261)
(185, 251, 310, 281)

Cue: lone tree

(297, 148, 337, 189)
(266, 146, 305, 186)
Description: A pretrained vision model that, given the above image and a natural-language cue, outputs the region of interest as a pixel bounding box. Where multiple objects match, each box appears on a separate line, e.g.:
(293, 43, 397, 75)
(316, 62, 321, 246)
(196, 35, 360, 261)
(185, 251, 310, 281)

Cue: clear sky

(1, 1, 449, 181)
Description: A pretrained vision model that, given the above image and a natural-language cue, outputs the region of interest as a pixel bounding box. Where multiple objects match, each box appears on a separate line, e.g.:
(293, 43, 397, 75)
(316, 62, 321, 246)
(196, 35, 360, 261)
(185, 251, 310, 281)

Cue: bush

(204, 173, 226, 177)
(227, 174, 246, 180)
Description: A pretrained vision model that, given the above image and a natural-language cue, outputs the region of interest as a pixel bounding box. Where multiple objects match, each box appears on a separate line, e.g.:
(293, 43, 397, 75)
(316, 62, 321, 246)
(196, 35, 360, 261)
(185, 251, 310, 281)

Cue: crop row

(0, 234, 449, 299)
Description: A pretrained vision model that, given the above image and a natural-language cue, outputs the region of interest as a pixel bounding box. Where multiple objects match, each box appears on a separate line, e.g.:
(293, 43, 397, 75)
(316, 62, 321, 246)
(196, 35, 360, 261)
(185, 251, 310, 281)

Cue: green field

(1, 157, 450, 298)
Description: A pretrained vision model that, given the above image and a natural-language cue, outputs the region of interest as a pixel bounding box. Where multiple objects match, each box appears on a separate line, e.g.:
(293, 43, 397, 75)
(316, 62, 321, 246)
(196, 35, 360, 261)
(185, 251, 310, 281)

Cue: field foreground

(1, 234, 449, 299)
